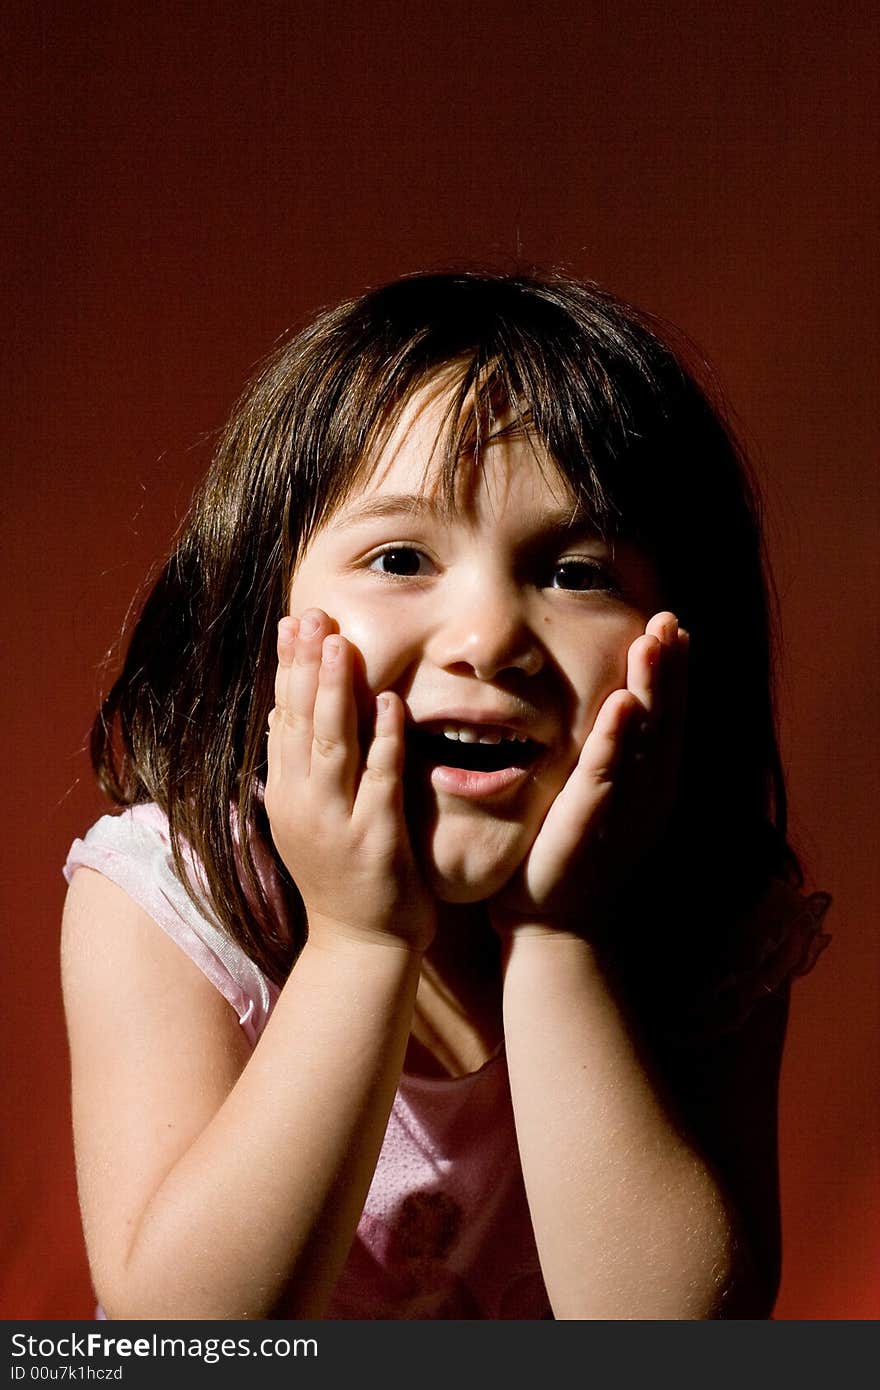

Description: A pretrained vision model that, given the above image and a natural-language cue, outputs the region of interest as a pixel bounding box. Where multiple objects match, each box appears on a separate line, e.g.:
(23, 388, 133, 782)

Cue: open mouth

(407, 725, 543, 774)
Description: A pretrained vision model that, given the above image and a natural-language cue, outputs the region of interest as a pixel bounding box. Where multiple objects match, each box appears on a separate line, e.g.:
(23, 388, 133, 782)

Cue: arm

(500, 929, 784, 1318)
(62, 610, 436, 1319)
(62, 872, 422, 1319)
(491, 614, 784, 1317)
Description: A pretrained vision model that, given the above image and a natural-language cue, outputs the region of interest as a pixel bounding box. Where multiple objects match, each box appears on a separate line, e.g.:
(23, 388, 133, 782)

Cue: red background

(3, 1, 877, 1319)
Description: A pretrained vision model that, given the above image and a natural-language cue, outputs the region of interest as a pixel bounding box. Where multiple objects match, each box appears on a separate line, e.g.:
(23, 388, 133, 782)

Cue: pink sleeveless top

(65, 805, 830, 1318)
(64, 804, 550, 1319)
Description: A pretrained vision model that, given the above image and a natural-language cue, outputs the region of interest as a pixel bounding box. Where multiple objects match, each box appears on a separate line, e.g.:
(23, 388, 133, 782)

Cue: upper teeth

(441, 724, 529, 745)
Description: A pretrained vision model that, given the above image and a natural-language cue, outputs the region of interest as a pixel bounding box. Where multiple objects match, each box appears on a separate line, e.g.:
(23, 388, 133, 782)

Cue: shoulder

(61, 865, 250, 1048)
(620, 874, 831, 1053)
(61, 869, 252, 1190)
(686, 879, 832, 1045)
(63, 804, 280, 1042)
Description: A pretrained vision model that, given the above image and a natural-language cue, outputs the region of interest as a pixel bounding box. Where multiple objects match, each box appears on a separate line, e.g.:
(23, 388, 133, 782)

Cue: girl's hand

(265, 608, 436, 953)
(489, 612, 688, 938)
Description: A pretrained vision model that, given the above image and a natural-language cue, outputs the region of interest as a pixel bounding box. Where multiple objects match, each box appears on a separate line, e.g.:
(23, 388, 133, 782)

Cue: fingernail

(322, 636, 341, 664)
(299, 613, 321, 637)
(377, 693, 392, 714)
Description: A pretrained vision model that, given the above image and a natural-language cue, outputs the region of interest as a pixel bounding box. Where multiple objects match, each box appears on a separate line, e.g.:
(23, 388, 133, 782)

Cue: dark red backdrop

(3, 0, 877, 1319)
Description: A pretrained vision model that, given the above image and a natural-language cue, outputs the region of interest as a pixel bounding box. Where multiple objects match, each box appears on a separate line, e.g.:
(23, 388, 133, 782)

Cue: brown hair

(92, 270, 798, 987)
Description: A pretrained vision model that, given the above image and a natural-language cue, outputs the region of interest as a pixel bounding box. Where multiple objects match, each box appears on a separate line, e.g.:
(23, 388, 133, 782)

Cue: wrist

(490, 877, 621, 946)
(490, 903, 611, 944)
(496, 920, 608, 973)
(305, 911, 434, 959)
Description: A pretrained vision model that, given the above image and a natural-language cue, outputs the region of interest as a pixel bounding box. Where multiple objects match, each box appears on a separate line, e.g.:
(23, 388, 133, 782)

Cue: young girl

(61, 270, 830, 1320)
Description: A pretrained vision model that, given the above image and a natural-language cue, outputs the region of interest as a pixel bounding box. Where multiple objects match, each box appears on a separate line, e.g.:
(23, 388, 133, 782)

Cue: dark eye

(551, 560, 616, 592)
(369, 547, 433, 577)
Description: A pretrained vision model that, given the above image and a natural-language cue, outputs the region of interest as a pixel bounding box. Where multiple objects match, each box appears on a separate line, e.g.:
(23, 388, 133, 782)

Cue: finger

(645, 610, 679, 648)
(354, 691, 406, 821)
(576, 687, 642, 784)
(275, 615, 299, 676)
(267, 617, 299, 785)
(529, 689, 641, 877)
(644, 611, 686, 729)
(663, 625, 689, 738)
(551, 688, 639, 826)
(626, 632, 661, 717)
(279, 608, 336, 777)
(309, 634, 361, 804)
(629, 626, 690, 831)
(652, 627, 689, 793)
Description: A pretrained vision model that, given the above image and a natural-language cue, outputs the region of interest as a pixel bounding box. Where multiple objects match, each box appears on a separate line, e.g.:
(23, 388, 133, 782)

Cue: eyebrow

(333, 492, 606, 537)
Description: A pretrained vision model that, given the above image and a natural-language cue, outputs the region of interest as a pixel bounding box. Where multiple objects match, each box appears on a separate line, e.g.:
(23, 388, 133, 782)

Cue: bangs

(285, 273, 680, 556)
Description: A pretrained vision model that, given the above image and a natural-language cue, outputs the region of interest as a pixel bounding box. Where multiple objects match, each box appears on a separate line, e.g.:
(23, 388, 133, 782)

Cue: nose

(426, 572, 545, 681)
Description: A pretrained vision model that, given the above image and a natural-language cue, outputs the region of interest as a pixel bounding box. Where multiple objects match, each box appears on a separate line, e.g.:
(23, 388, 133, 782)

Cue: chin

(424, 872, 507, 906)
(418, 838, 529, 906)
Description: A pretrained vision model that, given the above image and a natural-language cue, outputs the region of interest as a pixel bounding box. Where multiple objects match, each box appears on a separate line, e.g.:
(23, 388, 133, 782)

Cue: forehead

(341, 372, 578, 522)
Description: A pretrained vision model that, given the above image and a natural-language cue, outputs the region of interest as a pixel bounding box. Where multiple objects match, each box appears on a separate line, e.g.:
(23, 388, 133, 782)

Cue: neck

(407, 901, 504, 1078)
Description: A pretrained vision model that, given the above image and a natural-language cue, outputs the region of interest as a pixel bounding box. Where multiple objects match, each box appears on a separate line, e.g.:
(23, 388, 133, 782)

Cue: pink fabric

(64, 805, 830, 1318)
(63, 805, 549, 1319)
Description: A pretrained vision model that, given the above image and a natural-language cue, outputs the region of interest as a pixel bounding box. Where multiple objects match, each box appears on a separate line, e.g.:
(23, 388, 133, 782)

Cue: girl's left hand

(489, 612, 688, 938)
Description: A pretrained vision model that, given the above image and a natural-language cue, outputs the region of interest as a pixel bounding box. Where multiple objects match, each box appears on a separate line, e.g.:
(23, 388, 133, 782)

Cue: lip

(404, 703, 555, 802)
(411, 707, 547, 742)
(405, 724, 551, 802)
(428, 762, 537, 800)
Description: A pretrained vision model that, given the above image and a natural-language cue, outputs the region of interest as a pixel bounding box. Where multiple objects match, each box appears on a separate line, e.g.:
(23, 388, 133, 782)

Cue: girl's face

(288, 383, 662, 903)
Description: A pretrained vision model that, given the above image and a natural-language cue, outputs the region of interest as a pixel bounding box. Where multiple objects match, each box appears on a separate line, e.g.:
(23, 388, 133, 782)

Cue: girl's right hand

(265, 608, 436, 953)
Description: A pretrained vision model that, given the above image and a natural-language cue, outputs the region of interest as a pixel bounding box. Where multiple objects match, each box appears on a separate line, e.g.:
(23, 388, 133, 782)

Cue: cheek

(288, 564, 417, 697)
(330, 602, 412, 695)
(562, 628, 639, 743)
